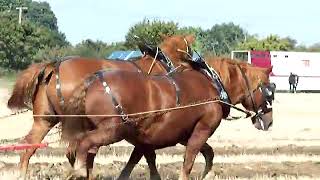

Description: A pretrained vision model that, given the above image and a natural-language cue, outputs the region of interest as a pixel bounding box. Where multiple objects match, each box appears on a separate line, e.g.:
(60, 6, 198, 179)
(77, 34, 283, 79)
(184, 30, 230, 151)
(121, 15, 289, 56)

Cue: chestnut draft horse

(62, 58, 274, 180)
(111, 56, 276, 180)
(7, 34, 196, 179)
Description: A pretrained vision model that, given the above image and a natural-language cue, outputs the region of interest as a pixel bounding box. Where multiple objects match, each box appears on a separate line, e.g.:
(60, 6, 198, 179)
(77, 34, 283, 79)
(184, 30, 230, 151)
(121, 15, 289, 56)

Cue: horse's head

(237, 65, 275, 131)
(159, 34, 195, 66)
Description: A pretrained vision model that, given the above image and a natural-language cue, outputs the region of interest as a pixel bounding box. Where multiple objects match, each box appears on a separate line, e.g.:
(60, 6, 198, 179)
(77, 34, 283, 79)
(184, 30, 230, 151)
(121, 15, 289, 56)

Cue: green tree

(0, 13, 68, 70)
(73, 39, 128, 58)
(282, 36, 297, 50)
(200, 22, 246, 56)
(0, 0, 16, 12)
(237, 34, 292, 51)
(125, 18, 179, 48)
(25, 1, 58, 30)
(33, 46, 75, 62)
(1, 0, 57, 30)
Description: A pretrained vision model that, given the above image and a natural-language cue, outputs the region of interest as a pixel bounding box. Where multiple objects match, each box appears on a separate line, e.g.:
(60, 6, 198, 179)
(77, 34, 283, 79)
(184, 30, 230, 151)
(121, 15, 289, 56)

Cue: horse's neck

(216, 63, 247, 105)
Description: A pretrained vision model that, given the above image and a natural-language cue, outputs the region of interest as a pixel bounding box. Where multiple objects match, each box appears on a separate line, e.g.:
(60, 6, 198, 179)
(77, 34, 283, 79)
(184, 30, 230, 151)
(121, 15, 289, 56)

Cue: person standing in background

(289, 72, 299, 93)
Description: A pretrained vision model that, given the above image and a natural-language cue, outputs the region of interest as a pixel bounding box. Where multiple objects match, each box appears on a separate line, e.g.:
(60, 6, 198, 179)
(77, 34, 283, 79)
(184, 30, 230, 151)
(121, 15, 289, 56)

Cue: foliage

(237, 34, 293, 51)
(0, 0, 69, 70)
(73, 39, 128, 58)
(1, 0, 319, 71)
(0, 0, 57, 30)
(199, 23, 246, 56)
(25, 1, 58, 30)
(125, 18, 179, 48)
(34, 40, 129, 61)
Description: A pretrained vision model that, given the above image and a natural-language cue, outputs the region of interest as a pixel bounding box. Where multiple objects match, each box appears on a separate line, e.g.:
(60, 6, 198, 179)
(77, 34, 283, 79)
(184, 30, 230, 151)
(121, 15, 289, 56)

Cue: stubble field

(0, 82, 319, 179)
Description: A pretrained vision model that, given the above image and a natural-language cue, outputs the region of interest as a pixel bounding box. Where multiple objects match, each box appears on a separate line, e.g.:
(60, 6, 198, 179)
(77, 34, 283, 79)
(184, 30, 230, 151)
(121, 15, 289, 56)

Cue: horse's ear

(265, 66, 273, 75)
(185, 34, 195, 44)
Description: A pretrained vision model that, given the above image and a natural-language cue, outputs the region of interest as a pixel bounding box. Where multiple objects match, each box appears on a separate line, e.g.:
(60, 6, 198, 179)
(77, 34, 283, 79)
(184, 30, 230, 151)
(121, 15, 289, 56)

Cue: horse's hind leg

(19, 90, 58, 179)
(66, 141, 78, 167)
(66, 142, 98, 180)
(73, 120, 125, 178)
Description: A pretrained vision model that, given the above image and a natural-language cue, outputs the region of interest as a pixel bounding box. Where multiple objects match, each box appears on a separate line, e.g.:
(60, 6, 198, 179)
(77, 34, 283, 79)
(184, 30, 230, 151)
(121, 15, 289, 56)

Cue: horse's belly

(134, 110, 202, 146)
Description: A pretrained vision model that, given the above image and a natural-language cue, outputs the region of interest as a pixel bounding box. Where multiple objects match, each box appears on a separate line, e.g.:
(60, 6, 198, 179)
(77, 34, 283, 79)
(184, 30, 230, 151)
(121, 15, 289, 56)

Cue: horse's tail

(7, 62, 49, 110)
(60, 76, 93, 143)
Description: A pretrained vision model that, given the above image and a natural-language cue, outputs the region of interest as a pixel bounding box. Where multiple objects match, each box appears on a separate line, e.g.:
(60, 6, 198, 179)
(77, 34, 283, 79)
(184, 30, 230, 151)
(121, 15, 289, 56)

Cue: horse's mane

(204, 56, 261, 87)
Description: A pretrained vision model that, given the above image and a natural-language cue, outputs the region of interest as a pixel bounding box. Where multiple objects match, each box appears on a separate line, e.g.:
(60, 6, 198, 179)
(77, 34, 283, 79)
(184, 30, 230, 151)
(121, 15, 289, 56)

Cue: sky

(38, 0, 320, 46)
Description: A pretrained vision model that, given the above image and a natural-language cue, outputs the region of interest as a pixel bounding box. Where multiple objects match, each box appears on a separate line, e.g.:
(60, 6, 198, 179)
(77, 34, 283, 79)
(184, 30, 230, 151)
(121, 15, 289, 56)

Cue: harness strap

(95, 70, 129, 121)
(164, 75, 181, 106)
(54, 56, 80, 107)
(208, 67, 231, 104)
(236, 64, 258, 112)
(193, 58, 231, 104)
(55, 60, 64, 106)
(157, 50, 175, 72)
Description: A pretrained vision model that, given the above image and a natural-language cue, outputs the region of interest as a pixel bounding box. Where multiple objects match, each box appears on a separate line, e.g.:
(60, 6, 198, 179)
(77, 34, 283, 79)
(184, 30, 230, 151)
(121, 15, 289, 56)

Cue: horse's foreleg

(179, 141, 214, 179)
(144, 149, 161, 180)
(118, 147, 160, 180)
(117, 147, 143, 180)
(199, 143, 214, 179)
(87, 147, 98, 180)
(179, 113, 220, 180)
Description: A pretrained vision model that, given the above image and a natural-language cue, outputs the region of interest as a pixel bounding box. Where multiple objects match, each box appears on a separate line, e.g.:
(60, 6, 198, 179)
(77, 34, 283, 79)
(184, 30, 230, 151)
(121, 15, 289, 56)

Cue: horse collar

(193, 58, 231, 104)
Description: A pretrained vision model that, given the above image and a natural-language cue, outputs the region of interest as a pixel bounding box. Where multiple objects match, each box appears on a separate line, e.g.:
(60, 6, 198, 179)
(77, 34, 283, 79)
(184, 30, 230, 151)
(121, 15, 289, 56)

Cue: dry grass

(0, 153, 319, 165)
(207, 175, 318, 180)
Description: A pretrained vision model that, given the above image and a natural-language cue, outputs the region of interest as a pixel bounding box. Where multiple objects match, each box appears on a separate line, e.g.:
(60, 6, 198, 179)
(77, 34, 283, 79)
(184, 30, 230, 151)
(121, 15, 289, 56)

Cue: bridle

(236, 64, 274, 129)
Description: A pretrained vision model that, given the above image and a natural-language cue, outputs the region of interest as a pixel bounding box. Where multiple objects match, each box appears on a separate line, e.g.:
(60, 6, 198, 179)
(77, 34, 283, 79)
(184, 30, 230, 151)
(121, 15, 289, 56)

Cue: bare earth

(0, 87, 319, 180)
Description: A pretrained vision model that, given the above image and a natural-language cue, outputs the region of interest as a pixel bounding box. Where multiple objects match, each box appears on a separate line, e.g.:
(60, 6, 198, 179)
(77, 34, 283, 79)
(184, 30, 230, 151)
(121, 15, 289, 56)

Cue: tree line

(1, 0, 319, 71)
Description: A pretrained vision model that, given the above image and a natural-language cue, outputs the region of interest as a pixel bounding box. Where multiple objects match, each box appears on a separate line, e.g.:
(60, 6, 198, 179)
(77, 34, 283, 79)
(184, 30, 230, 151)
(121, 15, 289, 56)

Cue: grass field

(0, 78, 319, 179)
